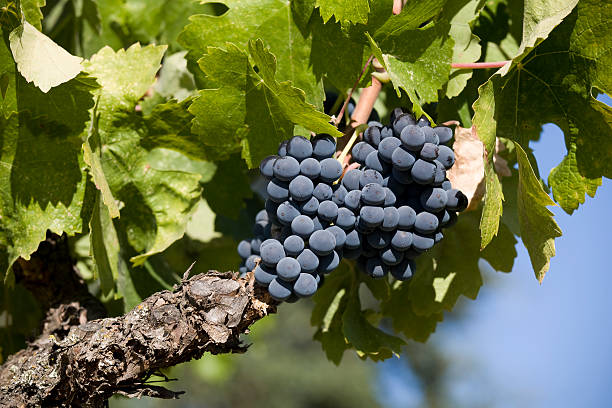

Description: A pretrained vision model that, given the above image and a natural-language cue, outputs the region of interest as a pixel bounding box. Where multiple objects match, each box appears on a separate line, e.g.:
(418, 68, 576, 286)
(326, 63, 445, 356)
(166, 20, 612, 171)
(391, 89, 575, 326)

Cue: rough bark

(0, 236, 276, 407)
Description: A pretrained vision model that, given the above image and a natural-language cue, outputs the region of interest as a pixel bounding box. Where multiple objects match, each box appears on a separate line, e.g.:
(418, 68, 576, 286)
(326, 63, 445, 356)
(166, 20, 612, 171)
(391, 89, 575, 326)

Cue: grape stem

(334, 54, 374, 127)
(451, 61, 510, 69)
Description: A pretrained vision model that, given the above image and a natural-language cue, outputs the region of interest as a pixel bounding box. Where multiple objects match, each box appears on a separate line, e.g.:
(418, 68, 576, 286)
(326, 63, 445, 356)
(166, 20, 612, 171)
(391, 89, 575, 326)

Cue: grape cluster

(346, 108, 467, 279)
(238, 108, 467, 302)
(237, 134, 344, 302)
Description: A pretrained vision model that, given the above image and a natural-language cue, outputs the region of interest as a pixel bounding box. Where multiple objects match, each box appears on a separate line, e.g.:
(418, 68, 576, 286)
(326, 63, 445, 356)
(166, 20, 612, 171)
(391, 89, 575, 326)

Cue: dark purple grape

(400, 125, 425, 151)
(286, 135, 313, 161)
(364, 126, 381, 146)
(342, 168, 362, 191)
(391, 146, 416, 171)
(313, 183, 333, 201)
(361, 183, 386, 206)
(397, 206, 417, 230)
(297, 249, 319, 273)
(359, 206, 384, 227)
(289, 175, 314, 201)
(391, 230, 413, 251)
(318, 200, 338, 222)
(273, 156, 300, 180)
(260, 155, 277, 179)
(446, 189, 468, 211)
(378, 137, 401, 162)
(284, 235, 304, 257)
(352, 142, 376, 164)
(437, 145, 455, 169)
(291, 215, 314, 238)
(293, 273, 318, 297)
(411, 159, 436, 184)
(268, 278, 292, 301)
(422, 126, 439, 144)
(380, 247, 404, 266)
(434, 126, 453, 144)
(391, 259, 415, 281)
(254, 264, 276, 287)
(420, 188, 448, 213)
(420, 143, 439, 161)
(267, 179, 289, 202)
(320, 158, 343, 182)
(359, 169, 384, 188)
(276, 257, 301, 282)
(311, 134, 336, 159)
(414, 212, 439, 234)
(365, 150, 390, 174)
(300, 157, 321, 179)
(381, 207, 399, 231)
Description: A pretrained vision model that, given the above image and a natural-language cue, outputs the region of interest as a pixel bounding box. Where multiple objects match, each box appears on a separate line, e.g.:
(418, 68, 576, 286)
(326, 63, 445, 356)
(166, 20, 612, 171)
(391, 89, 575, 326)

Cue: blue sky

(379, 94, 612, 408)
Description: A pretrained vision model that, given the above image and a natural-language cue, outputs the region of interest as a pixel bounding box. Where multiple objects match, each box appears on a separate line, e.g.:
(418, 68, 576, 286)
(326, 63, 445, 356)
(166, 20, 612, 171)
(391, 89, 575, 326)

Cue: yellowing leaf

(9, 22, 83, 93)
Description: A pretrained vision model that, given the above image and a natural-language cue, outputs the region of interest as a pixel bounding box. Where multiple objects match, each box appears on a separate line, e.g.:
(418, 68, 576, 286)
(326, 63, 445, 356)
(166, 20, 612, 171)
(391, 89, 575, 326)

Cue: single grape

(317, 251, 340, 274)
(318, 200, 339, 222)
(344, 190, 362, 213)
(380, 247, 404, 266)
(367, 230, 391, 249)
(381, 126, 394, 139)
(355, 216, 375, 234)
(417, 115, 431, 127)
(433, 160, 446, 185)
(365, 150, 390, 174)
(378, 137, 401, 162)
(326, 225, 346, 249)
(260, 240, 284, 267)
(313, 183, 333, 201)
(397, 206, 417, 230)
(390, 259, 415, 281)
(311, 134, 336, 159)
(289, 175, 314, 201)
(344, 229, 362, 249)
(268, 278, 293, 301)
(420, 143, 439, 161)
(267, 179, 289, 202)
(359, 206, 385, 227)
(342, 168, 362, 191)
(298, 196, 319, 215)
(251, 237, 263, 255)
(254, 264, 276, 287)
(336, 207, 357, 230)
(389, 108, 405, 125)
(276, 201, 300, 225)
(297, 249, 319, 273)
(277, 140, 288, 156)
(383, 188, 397, 207)
(381, 207, 400, 231)
(411, 159, 436, 184)
(276, 257, 301, 282)
(291, 215, 314, 238)
(437, 145, 455, 169)
(441, 179, 452, 191)
(438, 210, 451, 227)
(400, 125, 425, 151)
(393, 114, 416, 137)
(352, 142, 376, 164)
(391, 146, 416, 171)
(422, 126, 439, 144)
(273, 156, 300, 181)
(446, 189, 468, 211)
(412, 233, 435, 252)
(361, 183, 386, 206)
(359, 169, 384, 188)
(391, 230, 413, 251)
(312, 216, 328, 232)
(245, 255, 260, 271)
(366, 258, 389, 278)
(260, 155, 277, 179)
(300, 157, 321, 179)
(253, 221, 267, 237)
(368, 120, 383, 128)
(237, 240, 251, 259)
(286, 135, 313, 161)
(435, 231, 444, 243)
(284, 235, 305, 257)
(255, 209, 268, 223)
(414, 212, 439, 234)
(364, 126, 381, 146)
(293, 273, 318, 298)
(420, 188, 448, 213)
(434, 126, 453, 144)
(392, 167, 414, 184)
(320, 158, 343, 182)
(332, 184, 348, 206)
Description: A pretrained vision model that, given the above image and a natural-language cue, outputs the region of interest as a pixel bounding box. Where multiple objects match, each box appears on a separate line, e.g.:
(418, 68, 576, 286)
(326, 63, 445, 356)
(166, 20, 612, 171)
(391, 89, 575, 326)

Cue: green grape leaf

(20, 0, 46, 30)
(410, 210, 516, 315)
(83, 44, 205, 266)
(381, 283, 443, 342)
(473, 0, 611, 236)
(368, 19, 454, 117)
(0, 72, 98, 280)
(480, 163, 504, 249)
(201, 156, 251, 219)
(190, 40, 340, 168)
(500, 0, 578, 72)
(89, 193, 120, 299)
(342, 286, 404, 360)
(315, 0, 369, 25)
(516, 144, 562, 282)
(178, 0, 323, 108)
(444, 0, 485, 97)
(375, 0, 448, 36)
(9, 21, 83, 93)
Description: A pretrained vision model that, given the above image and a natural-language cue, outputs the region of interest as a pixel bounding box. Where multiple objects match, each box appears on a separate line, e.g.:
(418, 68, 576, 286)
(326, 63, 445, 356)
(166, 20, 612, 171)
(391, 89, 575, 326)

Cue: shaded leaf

(315, 0, 369, 25)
